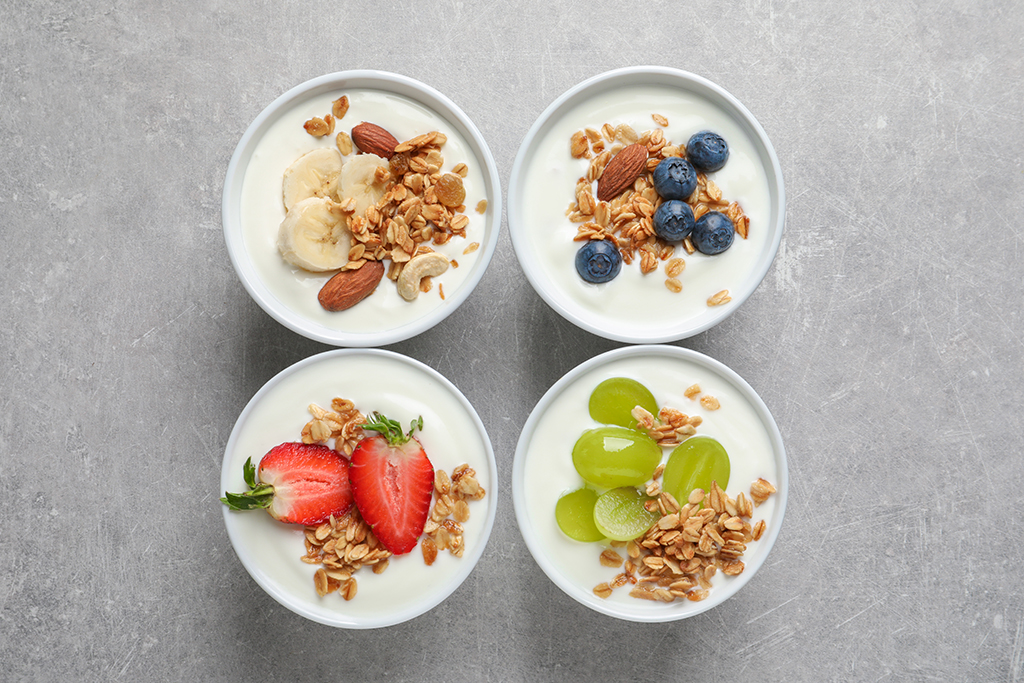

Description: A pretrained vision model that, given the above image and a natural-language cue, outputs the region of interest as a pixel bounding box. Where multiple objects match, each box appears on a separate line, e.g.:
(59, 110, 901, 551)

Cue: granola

(595, 479, 775, 604)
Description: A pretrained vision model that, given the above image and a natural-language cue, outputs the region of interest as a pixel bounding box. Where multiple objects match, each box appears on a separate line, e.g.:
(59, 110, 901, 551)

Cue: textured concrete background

(2, 0, 1023, 680)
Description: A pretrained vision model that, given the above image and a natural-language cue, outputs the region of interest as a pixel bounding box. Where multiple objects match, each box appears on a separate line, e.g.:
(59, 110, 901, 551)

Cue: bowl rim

(507, 65, 785, 343)
(511, 344, 788, 622)
(222, 70, 502, 347)
(220, 347, 499, 628)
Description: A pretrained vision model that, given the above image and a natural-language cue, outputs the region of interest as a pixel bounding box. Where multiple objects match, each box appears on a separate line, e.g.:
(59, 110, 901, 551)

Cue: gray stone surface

(2, 0, 1022, 680)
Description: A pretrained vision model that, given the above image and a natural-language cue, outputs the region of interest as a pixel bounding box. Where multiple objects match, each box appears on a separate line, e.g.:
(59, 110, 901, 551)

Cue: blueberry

(653, 200, 695, 242)
(686, 131, 729, 172)
(575, 239, 622, 283)
(652, 157, 697, 201)
(691, 211, 734, 255)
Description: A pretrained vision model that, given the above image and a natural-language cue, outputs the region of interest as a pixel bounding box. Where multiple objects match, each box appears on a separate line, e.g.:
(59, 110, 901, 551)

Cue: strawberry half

(221, 442, 353, 525)
(348, 412, 434, 555)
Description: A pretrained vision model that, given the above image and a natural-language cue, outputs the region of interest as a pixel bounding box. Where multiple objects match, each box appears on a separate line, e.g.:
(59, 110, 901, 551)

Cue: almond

(596, 143, 648, 201)
(318, 261, 385, 311)
(351, 122, 399, 159)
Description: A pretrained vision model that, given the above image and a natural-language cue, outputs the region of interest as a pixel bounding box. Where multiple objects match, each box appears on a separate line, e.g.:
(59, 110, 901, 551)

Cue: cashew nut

(396, 252, 449, 301)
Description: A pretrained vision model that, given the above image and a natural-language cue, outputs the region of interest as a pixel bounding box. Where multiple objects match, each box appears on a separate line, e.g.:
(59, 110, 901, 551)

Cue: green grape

(661, 435, 730, 504)
(555, 488, 605, 542)
(588, 377, 658, 428)
(592, 487, 660, 541)
(572, 427, 662, 487)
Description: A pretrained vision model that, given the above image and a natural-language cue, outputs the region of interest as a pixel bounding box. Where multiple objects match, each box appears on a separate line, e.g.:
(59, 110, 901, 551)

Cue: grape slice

(554, 488, 605, 542)
(592, 487, 660, 541)
(661, 435, 730, 504)
(572, 426, 662, 487)
(588, 377, 658, 428)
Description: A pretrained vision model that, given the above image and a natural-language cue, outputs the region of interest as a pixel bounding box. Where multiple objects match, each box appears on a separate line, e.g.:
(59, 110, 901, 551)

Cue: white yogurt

(239, 88, 489, 333)
(221, 350, 495, 628)
(520, 351, 780, 612)
(517, 84, 772, 336)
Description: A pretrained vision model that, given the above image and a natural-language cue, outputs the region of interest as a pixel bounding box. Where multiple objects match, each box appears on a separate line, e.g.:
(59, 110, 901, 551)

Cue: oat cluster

(593, 478, 776, 604)
(629, 385, 724, 448)
(303, 507, 390, 600)
(297, 398, 487, 601)
(567, 115, 750, 301)
(302, 398, 366, 456)
(420, 465, 486, 566)
(630, 405, 703, 448)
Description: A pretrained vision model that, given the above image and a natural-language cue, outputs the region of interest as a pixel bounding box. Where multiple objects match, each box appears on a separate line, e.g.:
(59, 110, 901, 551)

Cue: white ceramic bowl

(221, 348, 497, 628)
(513, 345, 787, 622)
(223, 71, 501, 346)
(507, 67, 785, 343)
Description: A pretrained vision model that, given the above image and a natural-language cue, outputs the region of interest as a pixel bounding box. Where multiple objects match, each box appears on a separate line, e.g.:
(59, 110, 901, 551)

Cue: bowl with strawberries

(220, 348, 497, 628)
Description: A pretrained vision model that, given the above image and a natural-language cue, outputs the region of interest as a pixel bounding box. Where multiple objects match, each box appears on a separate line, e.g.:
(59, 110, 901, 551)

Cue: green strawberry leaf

(220, 457, 275, 511)
(360, 412, 423, 445)
(242, 457, 257, 489)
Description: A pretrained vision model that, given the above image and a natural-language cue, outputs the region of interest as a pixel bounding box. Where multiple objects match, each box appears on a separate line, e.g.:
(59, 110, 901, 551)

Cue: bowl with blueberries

(508, 67, 785, 343)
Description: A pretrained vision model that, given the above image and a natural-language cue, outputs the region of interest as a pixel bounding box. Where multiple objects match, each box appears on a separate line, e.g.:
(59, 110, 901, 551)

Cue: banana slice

(282, 148, 343, 211)
(338, 153, 390, 218)
(277, 197, 351, 272)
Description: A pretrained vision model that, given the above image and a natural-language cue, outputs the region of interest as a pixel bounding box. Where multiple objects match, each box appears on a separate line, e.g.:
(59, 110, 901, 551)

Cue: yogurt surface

(515, 82, 774, 338)
(239, 88, 490, 334)
(222, 350, 496, 627)
(517, 348, 782, 617)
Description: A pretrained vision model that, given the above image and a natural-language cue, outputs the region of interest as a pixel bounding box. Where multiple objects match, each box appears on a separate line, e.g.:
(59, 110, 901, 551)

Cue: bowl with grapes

(512, 345, 787, 621)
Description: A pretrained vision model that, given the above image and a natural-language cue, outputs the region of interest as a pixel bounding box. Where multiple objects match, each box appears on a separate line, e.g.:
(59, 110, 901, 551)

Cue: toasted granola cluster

(420, 465, 486, 566)
(631, 405, 702, 448)
(629, 383, 722, 448)
(302, 398, 365, 456)
(304, 508, 390, 600)
(594, 478, 776, 603)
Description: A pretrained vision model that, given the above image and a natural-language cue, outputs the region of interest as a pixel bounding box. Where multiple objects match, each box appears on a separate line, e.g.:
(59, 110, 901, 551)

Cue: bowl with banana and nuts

(223, 71, 501, 346)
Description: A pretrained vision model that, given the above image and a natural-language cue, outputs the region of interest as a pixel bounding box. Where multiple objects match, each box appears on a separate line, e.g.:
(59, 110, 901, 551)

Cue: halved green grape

(588, 377, 659, 428)
(555, 488, 605, 542)
(592, 487, 660, 541)
(572, 427, 662, 487)
(661, 435, 730, 504)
